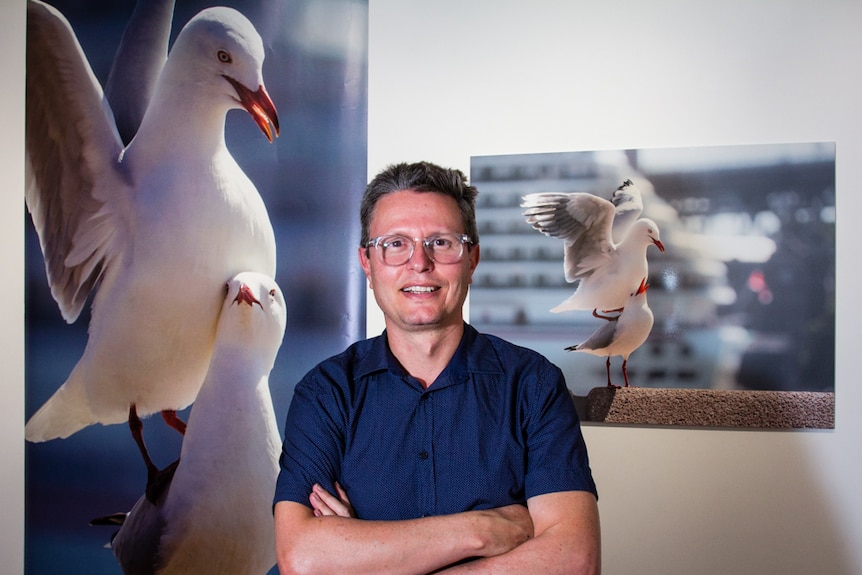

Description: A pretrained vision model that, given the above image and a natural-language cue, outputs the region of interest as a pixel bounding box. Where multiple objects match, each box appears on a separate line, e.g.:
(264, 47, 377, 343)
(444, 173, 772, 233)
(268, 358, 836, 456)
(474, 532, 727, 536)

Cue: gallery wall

(365, 1, 861, 574)
(3, 0, 861, 574)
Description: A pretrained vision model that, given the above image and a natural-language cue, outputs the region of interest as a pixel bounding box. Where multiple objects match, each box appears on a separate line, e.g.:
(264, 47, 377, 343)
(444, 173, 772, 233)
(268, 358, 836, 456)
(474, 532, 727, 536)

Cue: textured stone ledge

(578, 387, 834, 429)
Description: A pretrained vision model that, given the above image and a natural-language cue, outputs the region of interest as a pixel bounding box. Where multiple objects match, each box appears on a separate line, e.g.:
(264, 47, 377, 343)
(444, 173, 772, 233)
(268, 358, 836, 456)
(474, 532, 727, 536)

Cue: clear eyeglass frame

(365, 233, 474, 266)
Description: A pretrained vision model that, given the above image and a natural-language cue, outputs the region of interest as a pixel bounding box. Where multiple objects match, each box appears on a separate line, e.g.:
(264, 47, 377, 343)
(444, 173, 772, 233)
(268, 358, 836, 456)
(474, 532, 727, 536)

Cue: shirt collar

(354, 323, 505, 386)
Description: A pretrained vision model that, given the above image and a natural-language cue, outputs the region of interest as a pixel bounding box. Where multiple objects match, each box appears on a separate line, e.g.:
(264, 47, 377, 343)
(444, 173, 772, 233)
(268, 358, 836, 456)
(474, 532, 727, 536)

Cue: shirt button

(419, 451, 429, 460)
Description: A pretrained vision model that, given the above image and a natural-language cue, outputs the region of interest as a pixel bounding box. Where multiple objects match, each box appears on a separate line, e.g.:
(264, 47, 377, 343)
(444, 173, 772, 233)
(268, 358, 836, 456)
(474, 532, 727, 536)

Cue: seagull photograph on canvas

(469, 143, 836, 411)
(23, 0, 369, 573)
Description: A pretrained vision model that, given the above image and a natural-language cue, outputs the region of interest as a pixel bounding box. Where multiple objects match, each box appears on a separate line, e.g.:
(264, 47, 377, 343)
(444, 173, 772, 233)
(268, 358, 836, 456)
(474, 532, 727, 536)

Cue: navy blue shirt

(274, 323, 597, 520)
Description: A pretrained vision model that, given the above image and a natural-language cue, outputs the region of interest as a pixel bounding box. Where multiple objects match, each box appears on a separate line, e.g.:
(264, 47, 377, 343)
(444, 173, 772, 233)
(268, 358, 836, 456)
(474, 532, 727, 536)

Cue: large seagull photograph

(23, 0, 368, 573)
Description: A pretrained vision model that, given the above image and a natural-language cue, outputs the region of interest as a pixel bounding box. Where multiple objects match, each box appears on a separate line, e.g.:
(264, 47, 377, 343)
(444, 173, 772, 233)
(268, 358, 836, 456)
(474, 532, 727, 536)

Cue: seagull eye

(217, 50, 232, 63)
(269, 288, 276, 298)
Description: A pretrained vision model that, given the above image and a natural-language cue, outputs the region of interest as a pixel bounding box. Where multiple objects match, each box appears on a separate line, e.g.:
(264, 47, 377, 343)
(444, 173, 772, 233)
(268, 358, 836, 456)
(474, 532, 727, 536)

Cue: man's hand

(472, 504, 534, 557)
(309, 482, 355, 517)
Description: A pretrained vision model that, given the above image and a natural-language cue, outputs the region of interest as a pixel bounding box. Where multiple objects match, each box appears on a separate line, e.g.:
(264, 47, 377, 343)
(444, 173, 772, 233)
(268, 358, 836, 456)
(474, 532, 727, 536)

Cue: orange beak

(223, 75, 280, 142)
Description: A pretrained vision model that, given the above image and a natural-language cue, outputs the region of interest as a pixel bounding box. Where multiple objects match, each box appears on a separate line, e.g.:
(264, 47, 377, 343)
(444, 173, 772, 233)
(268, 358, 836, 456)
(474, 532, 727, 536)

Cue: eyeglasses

(365, 233, 474, 266)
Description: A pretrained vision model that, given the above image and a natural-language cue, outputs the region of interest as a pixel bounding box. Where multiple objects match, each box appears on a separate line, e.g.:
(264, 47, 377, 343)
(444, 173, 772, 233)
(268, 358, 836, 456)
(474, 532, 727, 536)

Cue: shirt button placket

(418, 393, 434, 515)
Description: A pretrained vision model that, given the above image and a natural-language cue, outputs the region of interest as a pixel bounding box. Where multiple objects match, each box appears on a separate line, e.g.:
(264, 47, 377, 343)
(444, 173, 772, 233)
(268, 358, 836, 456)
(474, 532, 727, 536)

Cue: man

(274, 161, 600, 574)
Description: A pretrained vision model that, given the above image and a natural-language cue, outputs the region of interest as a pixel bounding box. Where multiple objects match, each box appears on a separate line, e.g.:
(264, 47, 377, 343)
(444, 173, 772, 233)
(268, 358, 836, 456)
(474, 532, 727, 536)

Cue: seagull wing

(572, 318, 619, 353)
(610, 179, 644, 243)
(109, 484, 171, 574)
(26, 0, 129, 323)
(105, 0, 176, 144)
(522, 192, 616, 282)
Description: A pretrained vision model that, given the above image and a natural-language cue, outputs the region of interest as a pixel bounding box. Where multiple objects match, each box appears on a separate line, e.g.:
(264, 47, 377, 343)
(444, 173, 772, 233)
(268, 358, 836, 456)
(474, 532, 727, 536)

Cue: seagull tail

(25, 380, 98, 442)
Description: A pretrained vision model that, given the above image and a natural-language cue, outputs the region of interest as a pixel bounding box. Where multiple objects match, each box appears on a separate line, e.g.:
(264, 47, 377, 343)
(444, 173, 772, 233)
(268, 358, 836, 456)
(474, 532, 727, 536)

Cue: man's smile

(401, 286, 440, 294)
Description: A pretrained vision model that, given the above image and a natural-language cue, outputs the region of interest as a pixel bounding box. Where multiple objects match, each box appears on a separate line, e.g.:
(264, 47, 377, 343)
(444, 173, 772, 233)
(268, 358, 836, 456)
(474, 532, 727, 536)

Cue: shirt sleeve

(523, 359, 598, 500)
(273, 365, 346, 508)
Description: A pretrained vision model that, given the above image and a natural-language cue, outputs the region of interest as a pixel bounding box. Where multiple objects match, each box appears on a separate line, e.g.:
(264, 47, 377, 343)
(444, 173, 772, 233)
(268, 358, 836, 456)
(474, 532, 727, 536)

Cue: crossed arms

(274, 484, 600, 575)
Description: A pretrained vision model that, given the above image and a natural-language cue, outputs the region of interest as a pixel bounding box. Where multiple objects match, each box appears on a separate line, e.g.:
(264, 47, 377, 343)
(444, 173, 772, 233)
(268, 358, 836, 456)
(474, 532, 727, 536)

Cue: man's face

(358, 190, 480, 335)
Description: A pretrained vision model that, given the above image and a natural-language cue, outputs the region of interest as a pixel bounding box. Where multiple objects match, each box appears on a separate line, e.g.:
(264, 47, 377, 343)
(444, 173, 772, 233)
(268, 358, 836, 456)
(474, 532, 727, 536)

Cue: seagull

(565, 278, 654, 388)
(24, 0, 280, 479)
(522, 180, 664, 314)
(94, 272, 287, 575)
(104, 0, 176, 145)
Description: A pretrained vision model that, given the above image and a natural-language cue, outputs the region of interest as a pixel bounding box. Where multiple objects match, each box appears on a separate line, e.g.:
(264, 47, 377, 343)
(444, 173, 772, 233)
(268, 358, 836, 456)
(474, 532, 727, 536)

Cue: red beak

(653, 239, 665, 253)
(235, 283, 261, 307)
(223, 75, 280, 142)
(637, 277, 650, 295)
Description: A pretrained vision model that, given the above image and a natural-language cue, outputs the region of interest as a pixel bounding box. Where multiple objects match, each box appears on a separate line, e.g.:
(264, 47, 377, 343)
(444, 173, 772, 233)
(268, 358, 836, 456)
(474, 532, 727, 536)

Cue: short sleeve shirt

(274, 323, 597, 520)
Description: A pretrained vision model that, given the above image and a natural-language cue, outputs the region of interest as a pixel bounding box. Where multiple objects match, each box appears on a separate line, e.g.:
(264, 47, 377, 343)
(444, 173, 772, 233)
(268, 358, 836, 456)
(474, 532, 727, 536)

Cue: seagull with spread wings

(24, 1, 281, 483)
(522, 179, 664, 314)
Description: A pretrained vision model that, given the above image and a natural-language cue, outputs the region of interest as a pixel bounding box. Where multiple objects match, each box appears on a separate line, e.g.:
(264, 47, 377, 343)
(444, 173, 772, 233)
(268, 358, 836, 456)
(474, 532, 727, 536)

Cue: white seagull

(24, 0, 280, 476)
(96, 272, 286, 575)
(522, 180, 664, 314)
(566, 278, 654, 388)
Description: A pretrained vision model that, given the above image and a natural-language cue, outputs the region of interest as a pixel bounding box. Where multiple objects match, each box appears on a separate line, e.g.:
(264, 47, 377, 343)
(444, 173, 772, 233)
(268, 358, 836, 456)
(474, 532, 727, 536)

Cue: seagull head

(163, 7, 280, 141)
(222, 272, 287, 361)
(636, 218, 666, 252)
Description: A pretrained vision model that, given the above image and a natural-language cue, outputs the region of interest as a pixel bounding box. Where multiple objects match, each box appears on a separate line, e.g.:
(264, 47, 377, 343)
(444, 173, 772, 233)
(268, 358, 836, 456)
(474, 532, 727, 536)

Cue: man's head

(358, 162, 481, 334)
(360, 162, 479, 248)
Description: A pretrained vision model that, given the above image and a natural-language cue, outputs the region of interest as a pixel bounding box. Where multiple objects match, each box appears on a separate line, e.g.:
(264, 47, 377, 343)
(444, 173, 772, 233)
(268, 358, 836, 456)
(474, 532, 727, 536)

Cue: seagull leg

(622, 359, 631, 387)
(605, 357, 612, 387)
(606, 357, 621, 389)
(592, 308, 618, 321)
(162, 409, 187, 435)
(129, 404, 160, 481)
(129, 405, 178, 503)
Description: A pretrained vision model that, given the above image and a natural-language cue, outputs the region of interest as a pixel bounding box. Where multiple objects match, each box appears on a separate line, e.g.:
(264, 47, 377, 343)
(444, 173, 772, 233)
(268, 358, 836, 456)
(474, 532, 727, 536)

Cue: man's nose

(406, 239, 433, 271)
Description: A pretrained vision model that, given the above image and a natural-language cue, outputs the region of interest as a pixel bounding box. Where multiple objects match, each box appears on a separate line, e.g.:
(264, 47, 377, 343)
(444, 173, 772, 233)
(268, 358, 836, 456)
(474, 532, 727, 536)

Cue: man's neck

(386, 322, 465, 389)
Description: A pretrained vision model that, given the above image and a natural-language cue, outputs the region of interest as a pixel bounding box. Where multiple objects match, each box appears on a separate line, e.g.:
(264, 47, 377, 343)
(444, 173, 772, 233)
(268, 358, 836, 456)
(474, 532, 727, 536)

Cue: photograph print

(469, 143, 835, 428)
(24, 0, 368, 573)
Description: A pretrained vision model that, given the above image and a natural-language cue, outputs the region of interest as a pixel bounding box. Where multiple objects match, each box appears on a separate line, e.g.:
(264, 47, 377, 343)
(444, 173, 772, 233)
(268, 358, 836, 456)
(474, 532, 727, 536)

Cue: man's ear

(358, 247, 373, 289)
(468, 244, 481, 282)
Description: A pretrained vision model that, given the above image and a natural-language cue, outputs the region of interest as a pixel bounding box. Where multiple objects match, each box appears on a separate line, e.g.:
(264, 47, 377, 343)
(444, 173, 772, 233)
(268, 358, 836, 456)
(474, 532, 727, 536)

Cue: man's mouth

(402, 286, 439, 294)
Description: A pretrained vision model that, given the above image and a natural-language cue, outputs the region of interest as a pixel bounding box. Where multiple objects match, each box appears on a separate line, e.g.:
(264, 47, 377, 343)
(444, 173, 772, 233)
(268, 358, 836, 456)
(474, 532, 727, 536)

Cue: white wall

(367, 1, 862, 574)
(4, 1, 860, 574)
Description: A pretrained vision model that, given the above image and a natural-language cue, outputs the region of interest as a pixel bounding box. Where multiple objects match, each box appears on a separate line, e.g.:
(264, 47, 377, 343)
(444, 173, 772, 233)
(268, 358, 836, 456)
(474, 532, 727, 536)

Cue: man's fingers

(311, 483, 352, 517)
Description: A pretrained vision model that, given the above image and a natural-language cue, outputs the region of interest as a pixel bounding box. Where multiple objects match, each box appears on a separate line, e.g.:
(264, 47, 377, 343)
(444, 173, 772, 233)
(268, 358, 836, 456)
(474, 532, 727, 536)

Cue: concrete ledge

(579, 387, 835, 429)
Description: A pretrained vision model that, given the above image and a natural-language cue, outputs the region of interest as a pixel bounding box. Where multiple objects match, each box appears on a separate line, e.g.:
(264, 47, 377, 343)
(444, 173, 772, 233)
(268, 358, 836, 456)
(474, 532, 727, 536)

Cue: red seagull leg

(129, 404, 159, 480)
(622, 359, 631, 387)
(592, 308, 618, 321)
(131, 405, 182, 503)
(162, 410, 187, 435)
(606, 357, 622, 389)
(605, 357, 613, 387)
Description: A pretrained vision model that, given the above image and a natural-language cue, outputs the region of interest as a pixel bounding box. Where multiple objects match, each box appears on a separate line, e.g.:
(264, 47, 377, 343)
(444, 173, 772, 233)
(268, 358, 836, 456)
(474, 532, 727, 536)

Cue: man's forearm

(436, 491, 601, 575)
(274, 500, 533, 575)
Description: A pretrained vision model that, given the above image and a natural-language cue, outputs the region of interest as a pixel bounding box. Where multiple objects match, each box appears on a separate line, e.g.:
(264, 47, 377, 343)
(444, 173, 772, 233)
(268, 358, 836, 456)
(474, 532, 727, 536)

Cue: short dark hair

(360, 161, 479, 247)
